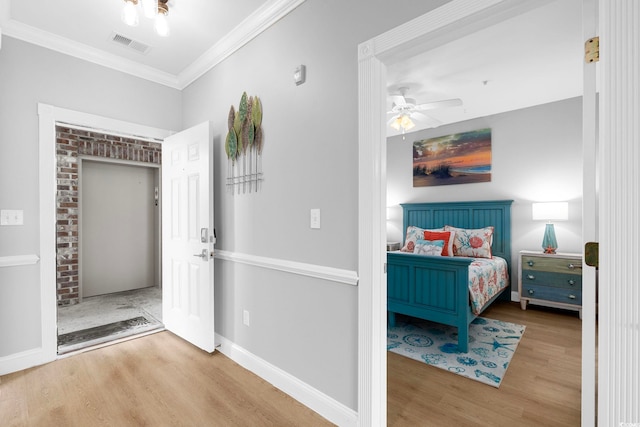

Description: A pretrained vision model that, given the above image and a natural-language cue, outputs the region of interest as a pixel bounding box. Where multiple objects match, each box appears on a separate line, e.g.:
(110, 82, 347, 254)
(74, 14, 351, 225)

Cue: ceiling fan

(387, 87, 462, 133)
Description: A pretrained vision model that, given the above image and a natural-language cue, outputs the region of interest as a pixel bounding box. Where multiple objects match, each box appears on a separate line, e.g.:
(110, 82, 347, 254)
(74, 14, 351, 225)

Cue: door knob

(193, 249, 208, 259)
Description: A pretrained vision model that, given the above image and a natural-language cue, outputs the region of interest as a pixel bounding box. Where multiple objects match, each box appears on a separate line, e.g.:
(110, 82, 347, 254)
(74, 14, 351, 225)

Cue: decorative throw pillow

(400, 226, 425, 252)
(444, 225, 494, 258)
(423, 230, 455, 257)
(413, 239, 445, 256)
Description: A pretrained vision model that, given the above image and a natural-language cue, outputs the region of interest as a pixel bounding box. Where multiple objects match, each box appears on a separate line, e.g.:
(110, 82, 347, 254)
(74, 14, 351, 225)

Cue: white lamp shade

(532, 202, 569, 221)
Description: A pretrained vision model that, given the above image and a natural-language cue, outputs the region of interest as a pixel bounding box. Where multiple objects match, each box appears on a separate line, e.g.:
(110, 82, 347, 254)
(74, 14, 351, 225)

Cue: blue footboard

(387, 200, 513, 353)
(387, 253, 475, 352)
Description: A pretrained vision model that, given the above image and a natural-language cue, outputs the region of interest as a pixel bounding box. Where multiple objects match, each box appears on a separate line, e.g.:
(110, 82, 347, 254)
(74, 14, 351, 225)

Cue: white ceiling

(386, 0, 584, 136)
(1, 0, 582, 127)
(0, 0, 305, 89)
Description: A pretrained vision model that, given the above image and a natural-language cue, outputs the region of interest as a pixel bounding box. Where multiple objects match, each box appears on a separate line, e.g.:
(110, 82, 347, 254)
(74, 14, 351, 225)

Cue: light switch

(310, 208, 321, 229)
(1, 210, 24, 226)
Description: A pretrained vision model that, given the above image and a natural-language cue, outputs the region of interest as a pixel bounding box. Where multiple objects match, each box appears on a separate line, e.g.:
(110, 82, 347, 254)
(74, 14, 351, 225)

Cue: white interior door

(161, 121, 215, 353)
(581, 0, 598, 424)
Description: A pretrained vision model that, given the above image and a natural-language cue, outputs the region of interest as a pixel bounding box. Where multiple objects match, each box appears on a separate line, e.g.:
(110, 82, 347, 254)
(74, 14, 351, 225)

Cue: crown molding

(177, 0, 307, 89)
(0, 0, 307, 90)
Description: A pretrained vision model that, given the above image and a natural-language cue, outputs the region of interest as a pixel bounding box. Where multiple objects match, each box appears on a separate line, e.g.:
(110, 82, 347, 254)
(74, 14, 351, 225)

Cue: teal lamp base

(542, 223, 558, 254)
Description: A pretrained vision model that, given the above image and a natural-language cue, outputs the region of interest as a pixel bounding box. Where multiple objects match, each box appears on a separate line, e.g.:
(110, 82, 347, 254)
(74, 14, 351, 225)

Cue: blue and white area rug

(387, 317, 525, 387)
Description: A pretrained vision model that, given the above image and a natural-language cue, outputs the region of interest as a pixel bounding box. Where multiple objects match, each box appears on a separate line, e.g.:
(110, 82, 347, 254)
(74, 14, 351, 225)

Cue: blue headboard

(400, 200, 513, 270)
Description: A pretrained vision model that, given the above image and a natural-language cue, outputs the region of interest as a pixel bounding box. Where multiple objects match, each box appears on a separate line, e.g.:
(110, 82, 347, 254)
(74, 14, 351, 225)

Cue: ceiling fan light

(390, 117, 402, 130)
(141, 0, 158, 19)
(401, 115, 415, 130)
(121, 0, 139, 26)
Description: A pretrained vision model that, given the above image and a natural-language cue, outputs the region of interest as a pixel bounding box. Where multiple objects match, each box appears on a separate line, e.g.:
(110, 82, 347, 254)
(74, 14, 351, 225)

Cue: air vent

(110, 32, 151, 55)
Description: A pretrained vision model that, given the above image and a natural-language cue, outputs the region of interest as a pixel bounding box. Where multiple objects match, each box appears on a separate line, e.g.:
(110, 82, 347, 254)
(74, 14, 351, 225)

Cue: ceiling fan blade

(390, 95, 407, 106)
(414, 98, 463, 111)
(412, 112, 442, 128)
(387, 115, 399, 125)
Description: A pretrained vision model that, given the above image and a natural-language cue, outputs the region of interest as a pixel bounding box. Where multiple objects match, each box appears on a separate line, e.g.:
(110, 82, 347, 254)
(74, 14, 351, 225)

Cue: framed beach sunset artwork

(413, 128, 492, 187)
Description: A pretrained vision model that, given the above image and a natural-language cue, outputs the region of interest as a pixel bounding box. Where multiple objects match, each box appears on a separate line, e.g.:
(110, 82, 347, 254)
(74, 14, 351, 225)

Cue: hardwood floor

(0, 332, 332, 427)
(388, 301, 582, 427)
(1, 301, 582, 426)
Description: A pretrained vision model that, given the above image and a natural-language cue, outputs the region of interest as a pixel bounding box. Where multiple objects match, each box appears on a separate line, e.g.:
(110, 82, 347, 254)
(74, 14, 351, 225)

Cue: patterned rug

(387, 316, 525, 387)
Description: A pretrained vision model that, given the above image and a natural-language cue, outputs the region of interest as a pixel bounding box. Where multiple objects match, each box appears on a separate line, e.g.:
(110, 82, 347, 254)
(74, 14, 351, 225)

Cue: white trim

(178, 0, 307, 89)
(215, 333, 358, 427)
(214, 250, 358, 286)
(0, 347, 46, 376)
(35, 103, 173, 372)
(1, 0, 306, 90)
(0, 254, 39, 268)
(598, 1, 640, 424)
(357, 1, 566, 425)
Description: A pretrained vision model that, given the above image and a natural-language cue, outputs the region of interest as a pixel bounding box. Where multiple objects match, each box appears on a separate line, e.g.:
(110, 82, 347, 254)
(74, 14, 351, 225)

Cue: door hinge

(585, 36, 599, 63)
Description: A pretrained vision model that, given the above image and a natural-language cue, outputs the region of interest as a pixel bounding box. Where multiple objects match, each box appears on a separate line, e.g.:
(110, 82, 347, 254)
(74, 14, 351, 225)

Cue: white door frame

(37, 103, 172, 364)
(356, 1, 597, 424)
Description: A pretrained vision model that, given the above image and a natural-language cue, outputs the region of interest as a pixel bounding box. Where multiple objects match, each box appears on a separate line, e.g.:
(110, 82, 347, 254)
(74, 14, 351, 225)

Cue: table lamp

(532, 202, 568, 254)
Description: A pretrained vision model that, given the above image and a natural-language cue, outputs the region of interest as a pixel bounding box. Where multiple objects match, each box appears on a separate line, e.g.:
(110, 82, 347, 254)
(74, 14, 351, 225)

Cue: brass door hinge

(585, 37, 599, 63)
(585, 242, 599, 268)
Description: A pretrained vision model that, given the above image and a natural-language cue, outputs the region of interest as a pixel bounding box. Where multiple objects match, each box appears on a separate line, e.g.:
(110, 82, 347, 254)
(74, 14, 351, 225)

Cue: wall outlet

(243, 309, 250, 327)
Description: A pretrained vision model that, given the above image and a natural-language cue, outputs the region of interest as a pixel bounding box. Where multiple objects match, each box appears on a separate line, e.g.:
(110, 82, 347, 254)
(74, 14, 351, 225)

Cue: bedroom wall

(0, 37, 181, 357)
(182, 0, 450, 411)
(387, 97, 583, 281)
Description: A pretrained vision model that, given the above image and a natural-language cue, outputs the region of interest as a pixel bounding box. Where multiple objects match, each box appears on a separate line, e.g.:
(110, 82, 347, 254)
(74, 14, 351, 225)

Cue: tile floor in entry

(57, 286, 163, 352)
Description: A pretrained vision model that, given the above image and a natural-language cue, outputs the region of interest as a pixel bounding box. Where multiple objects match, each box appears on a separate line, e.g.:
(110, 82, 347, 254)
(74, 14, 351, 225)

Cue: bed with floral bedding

(387, 200, 513, 352)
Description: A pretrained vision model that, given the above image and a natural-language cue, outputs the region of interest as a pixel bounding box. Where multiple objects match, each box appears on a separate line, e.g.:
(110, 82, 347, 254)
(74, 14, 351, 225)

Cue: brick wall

(56, 126, 161, 306)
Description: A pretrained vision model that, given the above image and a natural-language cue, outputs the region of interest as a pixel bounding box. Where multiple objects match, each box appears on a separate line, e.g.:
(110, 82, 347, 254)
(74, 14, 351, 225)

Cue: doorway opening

(54, 125, 163, 354)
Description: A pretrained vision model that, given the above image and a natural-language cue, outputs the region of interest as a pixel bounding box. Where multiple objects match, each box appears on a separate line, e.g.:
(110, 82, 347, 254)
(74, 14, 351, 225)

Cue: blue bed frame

(387, 200, 513, 352)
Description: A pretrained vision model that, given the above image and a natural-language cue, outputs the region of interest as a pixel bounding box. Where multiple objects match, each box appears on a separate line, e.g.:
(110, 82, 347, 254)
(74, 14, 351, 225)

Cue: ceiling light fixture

(121, 0, 139, 27)
(121, 0, 170, 37)
(154, 0, 170, 37)
(390, 114, 415, 133)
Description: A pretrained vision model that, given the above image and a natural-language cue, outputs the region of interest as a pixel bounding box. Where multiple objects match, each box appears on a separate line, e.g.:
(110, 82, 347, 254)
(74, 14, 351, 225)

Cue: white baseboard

(0, 347, 52, 376)
(511, 291, 520, 302)
(215, 333, 358, 427)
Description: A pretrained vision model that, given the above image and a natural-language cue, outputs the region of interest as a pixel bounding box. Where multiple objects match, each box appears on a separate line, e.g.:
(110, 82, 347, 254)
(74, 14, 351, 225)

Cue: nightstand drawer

(521, 270, 582, 290)
(522, 255, 582, 275)
(522, 283, 582, 305)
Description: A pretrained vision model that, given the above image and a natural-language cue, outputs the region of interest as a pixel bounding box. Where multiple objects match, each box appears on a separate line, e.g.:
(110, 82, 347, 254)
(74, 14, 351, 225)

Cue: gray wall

(182, 0, 450, 410)
(387, 97, 584, 267)
(0, 37, 181, 356)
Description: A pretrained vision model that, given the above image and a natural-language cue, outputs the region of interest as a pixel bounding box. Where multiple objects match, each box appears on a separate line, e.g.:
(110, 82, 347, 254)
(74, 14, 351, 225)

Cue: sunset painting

(413, 128, 492, 187)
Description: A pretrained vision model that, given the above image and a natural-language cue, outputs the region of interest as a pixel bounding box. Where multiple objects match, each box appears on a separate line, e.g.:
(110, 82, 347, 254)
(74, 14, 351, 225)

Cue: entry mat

(58, 316, 162, 354)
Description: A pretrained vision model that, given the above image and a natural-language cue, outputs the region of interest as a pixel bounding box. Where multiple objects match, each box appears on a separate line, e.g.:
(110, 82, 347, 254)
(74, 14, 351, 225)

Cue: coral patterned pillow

(413, 239, 445, 256)
(444, 225, 494, 258)
(423, 230, 455, 257)
(400, 226, 426, 253)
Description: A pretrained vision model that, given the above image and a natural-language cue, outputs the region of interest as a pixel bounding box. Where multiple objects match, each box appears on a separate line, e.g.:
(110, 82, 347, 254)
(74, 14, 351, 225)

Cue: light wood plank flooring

(0, 331, 332, 427)
(388, 301, 582, 427)
(1, 301, 581, 426)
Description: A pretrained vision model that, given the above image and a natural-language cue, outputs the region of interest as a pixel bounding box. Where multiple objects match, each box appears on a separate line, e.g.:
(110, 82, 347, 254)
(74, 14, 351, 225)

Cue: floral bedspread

(468, 256, 509, 315)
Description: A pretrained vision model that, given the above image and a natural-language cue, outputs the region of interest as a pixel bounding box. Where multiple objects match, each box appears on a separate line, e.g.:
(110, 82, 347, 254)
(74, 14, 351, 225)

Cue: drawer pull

(568, 279, 575, 286)
(528, 289, 535, 295)
(568, 294, 576, 300)
(527, 260, 534, 267)
(567, 263, 582, 270)
(526, 274, 535, 280)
